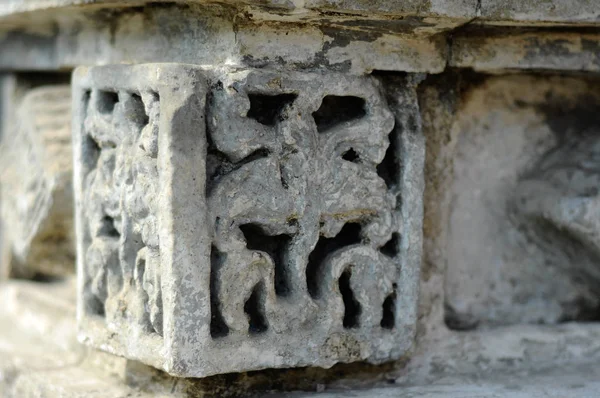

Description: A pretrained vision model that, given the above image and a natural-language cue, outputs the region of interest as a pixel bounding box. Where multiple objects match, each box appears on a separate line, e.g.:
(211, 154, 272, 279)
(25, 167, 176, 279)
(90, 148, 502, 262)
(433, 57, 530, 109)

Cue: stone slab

(282, 362, 600, 397)
(3, 0, 600, 27)
(450, 31, 600, 72)
(2, 0, 598, 25)
(479, 0, 600, 25)
(0, 5, 449, 74)
(5, 262, 600, 396)
(0, 279, 171, 398)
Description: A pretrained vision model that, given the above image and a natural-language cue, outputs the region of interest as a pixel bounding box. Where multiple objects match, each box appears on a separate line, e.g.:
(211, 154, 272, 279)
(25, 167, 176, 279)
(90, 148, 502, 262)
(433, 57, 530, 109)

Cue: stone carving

(444, 77, 600, 329)
(0, 85, 74, 279)
(80, 82, 162, 335)
(74, 64, 424, 377)
(514, 129, 600, 299)
(207, 71, 399, 336)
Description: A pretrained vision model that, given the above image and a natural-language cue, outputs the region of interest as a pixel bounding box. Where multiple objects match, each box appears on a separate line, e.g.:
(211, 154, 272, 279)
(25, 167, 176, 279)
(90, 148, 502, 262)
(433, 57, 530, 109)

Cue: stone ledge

(1, 0, 599, 25)
(3, 279, 600, 397)
(0, 279, 161, 397)
(282, 362, 600, 398)
(450, 30, 600, 72)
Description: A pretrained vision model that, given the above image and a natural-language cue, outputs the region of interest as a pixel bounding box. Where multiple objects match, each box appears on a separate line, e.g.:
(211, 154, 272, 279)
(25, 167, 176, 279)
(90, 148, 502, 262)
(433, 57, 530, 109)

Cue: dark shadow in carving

(96, 90, 119, 114)
(342, 148, 360, 163)
(129, 93, 149, 127)
(84, 134, 101, 171)
(339, 268, 361, 328)
(313, 95, 366, 133)
(240, 224, 293, 297)
(134, 256, 152, 331)
(210, 245, 230, 338)
(380, 283, 397, 329)
(444, 302, 479, 331)
(377, 129, 400, 189)
(98, 215, 120, 238)
(306, 223, 362, 298)
(380, 232, 400, 258)
(247, 93, 297, 126)
(88, 294, 106, 317)
(278, 162, 289, 190)
(205, 123, 270, 196)
(244, 282, 269, 334)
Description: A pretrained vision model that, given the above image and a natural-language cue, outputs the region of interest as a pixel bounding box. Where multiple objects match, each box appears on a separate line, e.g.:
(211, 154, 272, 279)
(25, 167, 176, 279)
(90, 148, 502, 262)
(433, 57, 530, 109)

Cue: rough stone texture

(284, 362, 600, 397)
(442, 75, 600, 330)
(3, 0, 600, 395)
(6, 279, 600, 398)
(73, 64, 424, 377)
(451, 31, 600, 73)
(479, 0, 600, 25)
(3, 0, 599, 25)
(0, 84, 74, 279)
(380, 72, 600, 395)
(0, 3, 450, 74)
(0, 278, 169, 398)
(0, 0, 478, 22)
(1, 2, 598, 75)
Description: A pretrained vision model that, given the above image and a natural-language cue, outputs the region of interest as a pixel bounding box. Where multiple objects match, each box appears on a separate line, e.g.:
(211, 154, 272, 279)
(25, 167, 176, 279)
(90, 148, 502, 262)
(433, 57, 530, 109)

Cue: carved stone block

(74, 64, 424, 377)
(0, 85, 74, 278)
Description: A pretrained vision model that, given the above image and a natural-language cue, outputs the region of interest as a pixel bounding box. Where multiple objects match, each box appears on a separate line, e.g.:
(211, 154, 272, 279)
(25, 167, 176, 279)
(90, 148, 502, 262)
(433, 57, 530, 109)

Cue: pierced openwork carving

(207, 71, 400, 337)
(74, 64, 423, 377)
(81, 86, 162, 335)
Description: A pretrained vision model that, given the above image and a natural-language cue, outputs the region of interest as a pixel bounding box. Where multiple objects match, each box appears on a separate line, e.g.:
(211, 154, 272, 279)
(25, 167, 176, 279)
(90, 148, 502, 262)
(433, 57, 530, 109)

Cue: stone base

(3, 279, 600, 397)
(285, 364, 600, 398)
(0, 279, 152, 398)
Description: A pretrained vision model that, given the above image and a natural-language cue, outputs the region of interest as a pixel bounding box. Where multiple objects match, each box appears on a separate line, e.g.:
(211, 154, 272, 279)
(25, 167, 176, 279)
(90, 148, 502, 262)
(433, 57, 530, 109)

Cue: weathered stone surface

(5, 279, 600, 398)
(0, 278, 170, 398)
(0, 4, 450, 74)
(4, 0, 599, 24)
(2, 1, 598, 75)
(441, 74, 600, 329)
(283, 361, 600, 397)
(0, 84, 74, 278)
(4, 0, 600, 394)
(73, 63, 424, 377)
(479, 0, 600, 25)
(450, 31, 600, 73)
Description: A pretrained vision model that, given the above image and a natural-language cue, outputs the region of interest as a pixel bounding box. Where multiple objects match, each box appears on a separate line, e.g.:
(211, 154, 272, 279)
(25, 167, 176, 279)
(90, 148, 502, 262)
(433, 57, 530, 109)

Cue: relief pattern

(82, 88, 163, 335)
(207, 71, 400, 337)
(75, 65, 421, 376)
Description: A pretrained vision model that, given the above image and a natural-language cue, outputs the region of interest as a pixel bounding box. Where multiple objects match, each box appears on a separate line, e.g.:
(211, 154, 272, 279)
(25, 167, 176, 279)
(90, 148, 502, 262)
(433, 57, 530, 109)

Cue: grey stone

(6, 279, 600, 398)
(0, 84, 74, 279)
(479, 0, 600, 24)
(0, 278, 167, 398)
(3, 0, 599, 24)
(442, 74, 600, 329)
(73, 63, 424, 377)
(0, 4, 450, 74)
(512, 121, 600, 304)
(283, 362, 600, 397)
(450, 32, 600, 73)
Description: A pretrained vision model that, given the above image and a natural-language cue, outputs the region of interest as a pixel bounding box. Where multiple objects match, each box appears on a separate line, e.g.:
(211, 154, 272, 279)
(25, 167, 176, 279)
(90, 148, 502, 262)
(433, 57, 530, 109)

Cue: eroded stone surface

(74, 64, 424, 377)
(0, 84, 74, 278)
(443, 75, 600, 330)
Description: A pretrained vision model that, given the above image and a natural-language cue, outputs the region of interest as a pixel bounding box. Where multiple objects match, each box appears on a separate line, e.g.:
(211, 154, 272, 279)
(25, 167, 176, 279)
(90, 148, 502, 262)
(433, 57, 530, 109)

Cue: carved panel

(0, 85, 74, 278)
(74, 64, 424, 377)
(444, 76, 600, 329)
